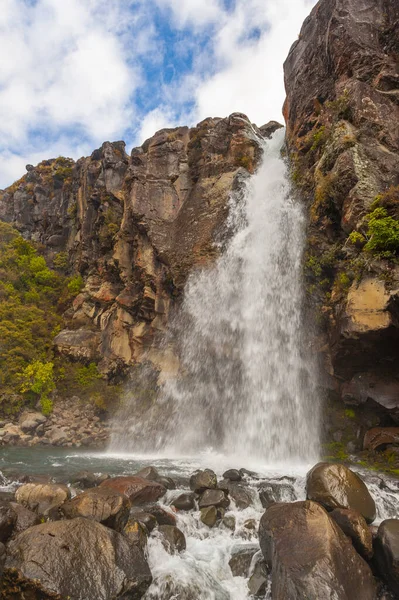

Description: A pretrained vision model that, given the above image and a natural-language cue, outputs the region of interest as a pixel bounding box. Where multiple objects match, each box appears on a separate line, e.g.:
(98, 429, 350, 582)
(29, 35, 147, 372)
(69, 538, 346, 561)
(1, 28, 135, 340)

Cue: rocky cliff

(0, 115, 276, 387)
(284, 0, 399, 457)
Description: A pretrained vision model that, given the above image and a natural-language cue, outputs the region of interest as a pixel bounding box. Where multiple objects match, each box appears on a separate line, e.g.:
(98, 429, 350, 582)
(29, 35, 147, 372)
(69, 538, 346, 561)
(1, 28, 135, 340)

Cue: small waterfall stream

(111, 128, 319, 464)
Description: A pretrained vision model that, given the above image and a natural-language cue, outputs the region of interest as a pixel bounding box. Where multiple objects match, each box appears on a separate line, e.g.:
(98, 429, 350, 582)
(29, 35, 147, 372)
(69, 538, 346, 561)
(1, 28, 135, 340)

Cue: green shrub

(348, 231, 366, 247)
(310, 126, 327, 151)
(67, 274, 84, 295)
(19, 360, 56, 414)
(53, 252, 69, 272)
(364, 208, 399, 255)
(75, 363, 101, 387)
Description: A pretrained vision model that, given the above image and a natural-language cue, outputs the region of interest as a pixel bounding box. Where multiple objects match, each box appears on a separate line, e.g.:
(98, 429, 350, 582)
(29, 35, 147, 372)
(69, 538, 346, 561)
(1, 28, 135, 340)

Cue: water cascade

(111, 129, 320, 464)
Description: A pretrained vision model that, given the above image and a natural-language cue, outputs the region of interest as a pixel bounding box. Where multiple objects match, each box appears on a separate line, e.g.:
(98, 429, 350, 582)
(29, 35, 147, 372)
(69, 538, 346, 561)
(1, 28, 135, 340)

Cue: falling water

(111, 128, 320, 463)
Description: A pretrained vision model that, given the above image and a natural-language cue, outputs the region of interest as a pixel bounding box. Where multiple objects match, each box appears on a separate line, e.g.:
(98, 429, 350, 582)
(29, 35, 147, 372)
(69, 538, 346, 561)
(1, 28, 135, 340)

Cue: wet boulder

(189, 469, 217, 493)
(199, 489, 229, 509)
(0, 502, 16, 543)
(9, 503, 40, 536)
(129, 507, 157, 532)
(330, 508, 373, 560)
(218, 479, 253, 509)
(1, 518, 152, 599)
(15, 483, 71, 516)
(158, 525, 186, 554)
(257, 479, 296, 509)
(70, 470, 109, 489)
(135, 466, 176, 490)
(306, 463, 376, 523)
(124, 518, 148, 552)
(200, 506, 218, 527)
(100, 476, 166, 505)
(248, 554, 269, 597)
(259, 501, 376, 600)
(171, 493, 196, 511)
(144, 504, 177, 526)
(223, 469, 242, 482)
(229, 544, 258, 577)
(374, 519, 399, 595)
(60, 487, 130, 532)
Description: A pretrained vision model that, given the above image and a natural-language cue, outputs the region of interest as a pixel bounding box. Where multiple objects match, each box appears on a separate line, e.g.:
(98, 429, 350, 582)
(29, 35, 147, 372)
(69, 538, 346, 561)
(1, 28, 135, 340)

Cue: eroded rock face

(307, 463, 376, 523)
(283, 0, 399, 433)
(0, 115, 263, 380)
(259, 500, 376, 600)
(1, 517, 152, 599)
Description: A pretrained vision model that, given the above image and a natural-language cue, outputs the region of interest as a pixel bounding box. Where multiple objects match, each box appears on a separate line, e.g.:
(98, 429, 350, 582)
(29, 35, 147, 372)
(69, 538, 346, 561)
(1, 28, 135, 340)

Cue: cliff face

(284, 0, 399, 444)
(0, 114, 269, 380)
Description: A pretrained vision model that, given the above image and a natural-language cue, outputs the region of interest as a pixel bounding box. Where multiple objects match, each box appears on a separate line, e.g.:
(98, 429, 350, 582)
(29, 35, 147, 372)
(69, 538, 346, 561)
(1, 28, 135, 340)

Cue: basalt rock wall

(0, 114, 269, 381)
(284, 0, 399, 448)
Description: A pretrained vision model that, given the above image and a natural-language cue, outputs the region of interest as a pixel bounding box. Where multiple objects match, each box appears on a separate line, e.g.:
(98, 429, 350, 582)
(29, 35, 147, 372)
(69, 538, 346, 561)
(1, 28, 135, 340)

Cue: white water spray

(112, 129, 320, 463)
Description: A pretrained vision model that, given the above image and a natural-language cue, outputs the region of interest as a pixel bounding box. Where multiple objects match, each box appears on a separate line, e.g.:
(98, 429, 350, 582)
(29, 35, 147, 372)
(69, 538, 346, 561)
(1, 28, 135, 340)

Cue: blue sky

(0, 0, 317, 188)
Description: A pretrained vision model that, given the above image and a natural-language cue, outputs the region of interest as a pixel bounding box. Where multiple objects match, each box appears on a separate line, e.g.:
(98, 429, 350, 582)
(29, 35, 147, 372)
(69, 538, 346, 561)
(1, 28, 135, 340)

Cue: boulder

(171, 493, 196, 511)
(60, 487, 130, 532)
(0, 502, 16, 543)
(219, 479, 253, 509)
(229, 544, 258, 577)
(1, 518, 152, 599)
(200, 506, 217, 528)
(259, 501, 376, 600)
(9, 503, 40, 536)
(199, 489, 229, 509)
(71, 470, 109, 488)
(364, 428, 399, 452)
(100, 476, 166, 505)
(158, 525, 186, 554)
(222, 515, 236, 531)
(306, 463, 376, 523)
(124, 518, 148, 552)
(374, 519, 399, 596)
(189, 469, 217, 493)
(257, 479, 296, 509)
(144, 504, 177, 526)
(248, 556, 269, 597)
(19, 412, 46, 433)
(223, 469, 242, 482)
(135, 466, 176, 490)
(15, 483, 71, 515)
(129, 508, 157, 533)
(330, 508, 373, 560)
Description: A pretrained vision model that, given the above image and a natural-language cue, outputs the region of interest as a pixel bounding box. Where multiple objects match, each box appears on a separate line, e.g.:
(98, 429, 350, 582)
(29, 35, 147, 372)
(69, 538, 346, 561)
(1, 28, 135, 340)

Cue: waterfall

(111, 128, 320, 464)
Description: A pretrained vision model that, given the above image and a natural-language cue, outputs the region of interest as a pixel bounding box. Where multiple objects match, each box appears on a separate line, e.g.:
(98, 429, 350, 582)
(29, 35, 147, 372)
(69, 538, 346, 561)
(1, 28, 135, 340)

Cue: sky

(0, 0, 318, 188)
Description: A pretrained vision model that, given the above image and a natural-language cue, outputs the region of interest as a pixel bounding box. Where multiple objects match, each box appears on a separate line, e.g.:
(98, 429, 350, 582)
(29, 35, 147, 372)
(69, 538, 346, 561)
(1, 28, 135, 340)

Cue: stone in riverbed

(222, 515, 236, 531)
(248, 555, 269, 597)
(1, 518, 152, 599)
(199, 489, 229, 509)
(229, 544, 258, 577)
(60, 487, 130, 532)
(306, 462, 376, 523)
(259, 500, 376, 600)
(100, 475, 166, 505)
(124, 518, 148, 552)
(129, 507, 157, 532)
(374, 519, 399, 596)
(189, 469, 217, 493)
(223, 469, 242, 482)
(9, 503, 40, 536)
(330, 508, 373, 560)
(19, 412, 46, 433)
(218, 479, 253, 509)
(0, 502, 16, 543)
(171, 493, 196, 511)
(144, 503, 177, 526)
(200, 506, 218, 528)
(70, 470, 109, 488)
(15, 483, 71, 516)
(158, 525, 186, 554)
(135, 466, 176, 490)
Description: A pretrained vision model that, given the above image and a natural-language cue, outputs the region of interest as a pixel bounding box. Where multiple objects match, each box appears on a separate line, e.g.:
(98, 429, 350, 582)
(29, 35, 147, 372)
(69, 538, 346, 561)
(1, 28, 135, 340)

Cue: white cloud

(154, 0, 224, 27)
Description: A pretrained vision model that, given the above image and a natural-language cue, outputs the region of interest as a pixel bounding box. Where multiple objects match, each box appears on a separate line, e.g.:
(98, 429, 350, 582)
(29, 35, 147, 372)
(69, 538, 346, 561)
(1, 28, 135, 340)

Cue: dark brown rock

(0, 502, 16, 543)
(143, 504, 177, 527)
(189, 469, 217, 493)
(100, 476, 166, 505)
(223, 469, 242, 482)
(158, 525, 186, 554)
(330, 508, 373, 560)
(364, 428, 399, 452)
(228, 544, 258, 577)
(218, 479, 253, 509)
(199, 489, 229, 509)
(374, 519, 399, 596)
(9, 502, 40, 536)
(259, 501, 376, 600)
(129, 508, 157, 533)
(60, 487, 130, 532)
(306, 463, 376, 523)
(124, 518, 148, 552)
(1, 518, 152, 599)
(200, 506, 217, 528)
(171, 493, 195, 511)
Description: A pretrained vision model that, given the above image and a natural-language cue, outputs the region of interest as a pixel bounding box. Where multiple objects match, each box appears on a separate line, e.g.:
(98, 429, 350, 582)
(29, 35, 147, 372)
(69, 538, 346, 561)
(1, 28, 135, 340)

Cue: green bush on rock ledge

(19, 360, 56, 415)
(364, 208, 399, 256)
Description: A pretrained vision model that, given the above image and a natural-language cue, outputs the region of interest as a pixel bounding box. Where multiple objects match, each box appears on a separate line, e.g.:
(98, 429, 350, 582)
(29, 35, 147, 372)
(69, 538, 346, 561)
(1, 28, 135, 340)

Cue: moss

(53, 252, 69, 272)
(322, 441, 349, 462)
(364, 208, 399, 256)
(310, 126, 328, 151)
(344, 408, 356, 419)
(311, 173, 338, 222)
(67, 274, 84, 296)
(325, 90, 352, 121)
